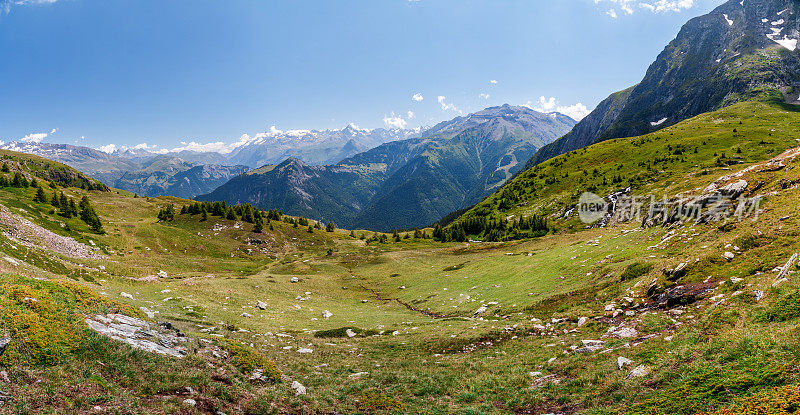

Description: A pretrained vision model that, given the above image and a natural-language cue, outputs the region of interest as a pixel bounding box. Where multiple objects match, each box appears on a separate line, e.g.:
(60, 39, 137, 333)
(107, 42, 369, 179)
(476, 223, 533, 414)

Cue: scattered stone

(346, 329, 357, 338)
(577, 317, 588, 327)
(240, 313, 253, 318)
(575, 340, 605, 353)
(157, 270, 168, 278)
(297, 348, 313, 354)
(474, 306, 487, 315)
(754, 290, 765, 302)
(348, 372, 368, 378)
(322, 310, 333, 319)
(628, 365, 651, 379)
(290, 277, 299, 283)
(291, 381, 307, 396)
(723, 252, 735, 261)
(0, 371, 8, 383)
(120, 292, 134, 299)
(182, 398, 196, 407)
(612, 327, 638, 339)
(617, 356, 633, 370)
(256, 301, 268, 310)
(528, 371, 543, 377)
(0, 338, 9, 357)
(777, 253, 798, 280)
(730, 277, 743, 284)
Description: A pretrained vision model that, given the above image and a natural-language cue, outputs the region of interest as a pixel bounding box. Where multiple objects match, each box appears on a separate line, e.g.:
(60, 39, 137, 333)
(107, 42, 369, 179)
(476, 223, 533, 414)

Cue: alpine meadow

(5, 0, 800, 414)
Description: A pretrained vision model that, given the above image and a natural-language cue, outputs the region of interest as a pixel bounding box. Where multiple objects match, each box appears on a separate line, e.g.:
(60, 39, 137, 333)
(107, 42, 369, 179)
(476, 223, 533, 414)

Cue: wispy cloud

(437, 96, 462, 114)
(526, 96, 591, 121)
(412, 93, 424, 102)
(2, 0, 58, 14)
(594, 0, 694, 18)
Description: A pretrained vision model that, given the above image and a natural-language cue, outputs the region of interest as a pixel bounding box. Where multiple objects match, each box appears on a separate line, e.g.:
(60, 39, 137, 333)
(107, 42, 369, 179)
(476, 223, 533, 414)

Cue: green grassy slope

(4, 103, 800, 415)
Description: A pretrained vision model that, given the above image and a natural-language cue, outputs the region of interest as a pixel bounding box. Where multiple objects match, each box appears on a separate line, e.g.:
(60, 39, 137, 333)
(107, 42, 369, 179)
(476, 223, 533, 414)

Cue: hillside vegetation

(3, 99, 800, 414)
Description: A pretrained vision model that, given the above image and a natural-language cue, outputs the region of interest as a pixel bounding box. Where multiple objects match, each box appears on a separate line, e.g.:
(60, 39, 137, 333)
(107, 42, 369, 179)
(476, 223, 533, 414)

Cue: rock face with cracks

(85, 314, 188, 358)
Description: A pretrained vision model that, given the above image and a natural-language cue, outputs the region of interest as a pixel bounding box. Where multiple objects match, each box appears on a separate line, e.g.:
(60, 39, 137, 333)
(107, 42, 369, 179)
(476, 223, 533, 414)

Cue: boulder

(617, 357, 633, 370)
(290, 277, 300, 283)
(256, 301, 268, 310)
(611, 327, 638, 339)
(628, 365, 651, 379)
(0, 338, 9, 357)
(291, 381, 307, 396)
(723, 252, 735, 261)
(346, 329, 357, 338)
(322, 310, 333, 319)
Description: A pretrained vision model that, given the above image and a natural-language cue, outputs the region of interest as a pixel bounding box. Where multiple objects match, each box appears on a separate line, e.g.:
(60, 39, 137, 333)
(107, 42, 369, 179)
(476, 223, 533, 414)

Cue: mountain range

(198, 105, 576, 230)
(0, 125, 417, 199)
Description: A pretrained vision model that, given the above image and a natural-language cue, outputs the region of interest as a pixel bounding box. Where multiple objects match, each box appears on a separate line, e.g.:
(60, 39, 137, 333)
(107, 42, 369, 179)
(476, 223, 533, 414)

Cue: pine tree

(34, 187, 48, 203)
(0, 163, 9, 173)
(326, 222, 336, 232)
(253, 217, 263, 233)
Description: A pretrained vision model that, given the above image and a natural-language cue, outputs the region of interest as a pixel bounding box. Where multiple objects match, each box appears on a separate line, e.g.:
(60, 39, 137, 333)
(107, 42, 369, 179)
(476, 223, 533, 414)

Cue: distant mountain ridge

(0, 124, 417, 199)
(526, 0, 800, 170)
(198, 105, 576, 230)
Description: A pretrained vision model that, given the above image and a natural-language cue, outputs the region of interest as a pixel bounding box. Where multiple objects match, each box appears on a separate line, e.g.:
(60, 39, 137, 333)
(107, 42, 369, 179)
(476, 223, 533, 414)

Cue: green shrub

(218, 340, 281, 382)
(355, 391, 404, 411)
(621, 262, 654, 281)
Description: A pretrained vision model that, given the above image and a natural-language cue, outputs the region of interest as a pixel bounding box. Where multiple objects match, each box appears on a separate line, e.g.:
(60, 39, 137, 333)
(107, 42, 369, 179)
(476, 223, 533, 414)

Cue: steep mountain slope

(200, 106, 576, 230)
(526, 0, 800, 169)
(113, 156, 248, 199)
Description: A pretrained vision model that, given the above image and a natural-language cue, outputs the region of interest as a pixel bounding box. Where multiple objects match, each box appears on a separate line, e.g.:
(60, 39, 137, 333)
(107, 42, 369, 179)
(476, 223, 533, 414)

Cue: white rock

(322, 310, 333, 319)
(120, 292, 134, 299)
(182, 399, 196, 407)
(297, 348, 313, 354)
(612, 327, 638, 338)
(723, 252, 735, 261)
(577, 317, 588, 327)
(290, 277, 299, 283)
(291, 381, 306, 396)
(256, 301, 268, 310)
(348, 372, 368, 378)
(474, 306, 488, 315)
(617, 356, 633, 370)
(346, 329, 357, 338)
(628, 365, 651, 378)
(241, 313, 253, 318)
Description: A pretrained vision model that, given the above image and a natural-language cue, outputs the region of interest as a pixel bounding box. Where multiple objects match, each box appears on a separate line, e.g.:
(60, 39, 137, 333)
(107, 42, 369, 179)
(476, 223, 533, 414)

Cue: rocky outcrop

(85, 314, 188, 358)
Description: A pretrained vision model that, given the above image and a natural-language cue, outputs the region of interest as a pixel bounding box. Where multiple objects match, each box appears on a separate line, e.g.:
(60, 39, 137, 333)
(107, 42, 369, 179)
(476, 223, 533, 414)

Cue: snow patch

(651, 118, 668, 126)
(723, 14, 733, 26)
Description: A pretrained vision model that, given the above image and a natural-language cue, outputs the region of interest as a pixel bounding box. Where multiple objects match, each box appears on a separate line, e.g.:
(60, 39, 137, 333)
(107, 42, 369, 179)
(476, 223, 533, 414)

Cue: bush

(313, 327, 379, 338)
(621, 262, 654, 281)
(217, 340, 281, 382)
(698, 384, 800, 415)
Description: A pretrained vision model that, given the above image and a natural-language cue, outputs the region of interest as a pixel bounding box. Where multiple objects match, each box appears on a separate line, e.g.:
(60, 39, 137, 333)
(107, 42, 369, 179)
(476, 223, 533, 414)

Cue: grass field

(2, 99, 800, 413)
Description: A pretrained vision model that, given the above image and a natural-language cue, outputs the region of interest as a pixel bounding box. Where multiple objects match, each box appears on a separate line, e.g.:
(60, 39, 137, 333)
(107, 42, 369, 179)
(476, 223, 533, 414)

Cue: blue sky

(0, 0, 725, 152)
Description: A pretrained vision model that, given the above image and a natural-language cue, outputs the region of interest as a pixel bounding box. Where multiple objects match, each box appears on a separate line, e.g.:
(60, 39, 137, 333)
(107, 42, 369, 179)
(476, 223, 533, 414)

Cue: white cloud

(412, 93, 424, 102)
(97, 144, 117, 154)
(20, 132, 49, 143)
(437, 96, 462, 114)
(479, 93, 490, 100)
(383, 112, 409, 129)
(489, 80, 498, 85)
(527, 96, 592, 121)
(2, 0, 57, 14)
(407, 110, 415, 119)
(595, 0, 694, 17)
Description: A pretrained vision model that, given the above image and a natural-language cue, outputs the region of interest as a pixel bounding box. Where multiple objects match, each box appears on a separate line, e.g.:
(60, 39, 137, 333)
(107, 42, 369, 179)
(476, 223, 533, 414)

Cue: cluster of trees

(31, 188, 103, 233)
(0, 171, 39, 189)
(439, 214, 548, 242)
(158, 201, 286, 234)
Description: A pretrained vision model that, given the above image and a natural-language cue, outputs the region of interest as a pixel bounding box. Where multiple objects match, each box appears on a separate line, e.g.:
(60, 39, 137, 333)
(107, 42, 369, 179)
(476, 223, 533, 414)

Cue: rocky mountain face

(199, 105, 576, 230)
(526, 0, 800, 169)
